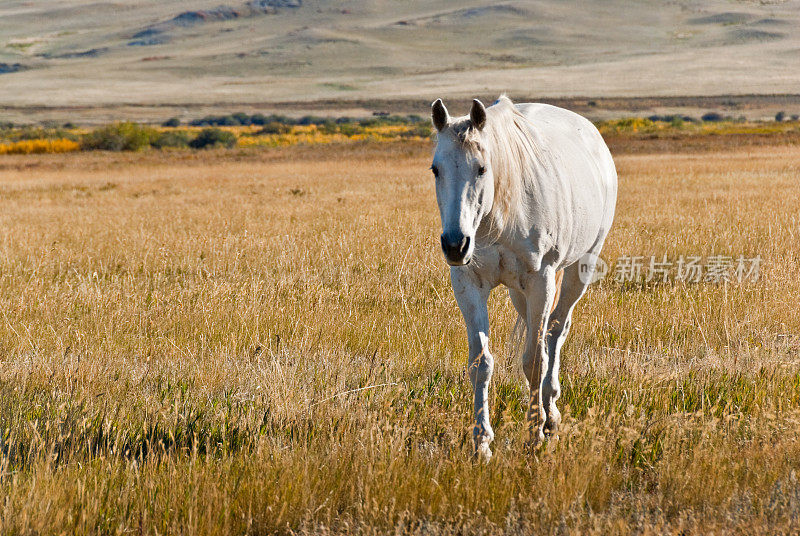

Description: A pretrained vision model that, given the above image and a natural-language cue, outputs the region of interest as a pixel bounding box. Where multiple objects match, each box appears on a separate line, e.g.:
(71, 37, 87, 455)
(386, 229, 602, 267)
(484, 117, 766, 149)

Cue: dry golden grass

(0, 140, 799, 534)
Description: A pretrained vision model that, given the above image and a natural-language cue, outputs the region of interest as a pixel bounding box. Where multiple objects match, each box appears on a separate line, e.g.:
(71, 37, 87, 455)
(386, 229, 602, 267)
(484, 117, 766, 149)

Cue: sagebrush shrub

(152, 130, 191, 149)
(80, 122, 156, 151)
(189, 128, 237, 149)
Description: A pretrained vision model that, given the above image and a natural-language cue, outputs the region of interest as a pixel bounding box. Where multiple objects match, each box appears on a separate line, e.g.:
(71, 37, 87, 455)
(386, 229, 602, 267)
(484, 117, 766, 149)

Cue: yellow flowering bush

(0, 138, 81, 155)
(596, 117, 662, 135)
(237, 124, 429, 148)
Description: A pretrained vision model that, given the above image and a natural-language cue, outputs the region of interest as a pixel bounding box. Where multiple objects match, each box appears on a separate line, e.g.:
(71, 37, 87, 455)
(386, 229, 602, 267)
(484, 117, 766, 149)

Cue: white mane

(455, 96, 541, 231)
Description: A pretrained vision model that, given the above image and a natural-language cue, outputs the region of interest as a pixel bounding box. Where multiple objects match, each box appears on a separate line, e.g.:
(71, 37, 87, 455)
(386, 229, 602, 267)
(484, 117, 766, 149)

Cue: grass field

(0, 136, 799, 534)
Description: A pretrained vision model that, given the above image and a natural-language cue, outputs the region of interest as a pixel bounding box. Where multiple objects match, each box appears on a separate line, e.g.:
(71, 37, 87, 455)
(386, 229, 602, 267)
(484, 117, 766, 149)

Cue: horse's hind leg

(543, 260, 592, 434)
(508, 288, 527, 351)
(520, 266, 559, 446)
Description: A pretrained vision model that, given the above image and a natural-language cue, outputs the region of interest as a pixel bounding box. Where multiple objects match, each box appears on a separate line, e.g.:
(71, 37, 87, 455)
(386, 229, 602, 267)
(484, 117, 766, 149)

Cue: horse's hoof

(525, 429, 545, 451)
(543, 427, 560, 440)
(544, 409, 561, 436)
(475, 441, 493, 463)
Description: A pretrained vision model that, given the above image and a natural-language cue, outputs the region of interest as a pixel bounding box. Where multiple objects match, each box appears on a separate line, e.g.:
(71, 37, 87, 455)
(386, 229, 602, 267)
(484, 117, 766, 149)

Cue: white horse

(430, 96, 617, 461)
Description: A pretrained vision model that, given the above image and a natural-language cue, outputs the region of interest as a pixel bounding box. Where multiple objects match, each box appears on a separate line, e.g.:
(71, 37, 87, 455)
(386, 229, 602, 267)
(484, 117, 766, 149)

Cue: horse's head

(430, 98, 493, 266)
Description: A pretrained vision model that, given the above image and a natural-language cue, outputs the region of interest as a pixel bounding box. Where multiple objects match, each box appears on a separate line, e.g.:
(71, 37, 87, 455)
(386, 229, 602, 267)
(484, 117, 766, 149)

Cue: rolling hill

(1, 0, 799, 119)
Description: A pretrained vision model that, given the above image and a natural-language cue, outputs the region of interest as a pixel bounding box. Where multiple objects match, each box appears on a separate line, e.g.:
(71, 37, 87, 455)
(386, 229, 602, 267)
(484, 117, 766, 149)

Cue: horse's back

(516, 103, 615, 181)
(515, 102, 617, 256)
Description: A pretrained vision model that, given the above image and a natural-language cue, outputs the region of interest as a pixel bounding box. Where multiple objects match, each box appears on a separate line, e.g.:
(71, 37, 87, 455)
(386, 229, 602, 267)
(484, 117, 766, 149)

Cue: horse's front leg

(522, 266, 558, 447)
(451, 268, 494, 461)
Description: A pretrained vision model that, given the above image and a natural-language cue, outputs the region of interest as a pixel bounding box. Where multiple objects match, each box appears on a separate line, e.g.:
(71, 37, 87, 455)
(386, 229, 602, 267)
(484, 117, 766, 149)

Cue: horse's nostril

(460, 236, 471, 256)
(441, 232, 472, 263)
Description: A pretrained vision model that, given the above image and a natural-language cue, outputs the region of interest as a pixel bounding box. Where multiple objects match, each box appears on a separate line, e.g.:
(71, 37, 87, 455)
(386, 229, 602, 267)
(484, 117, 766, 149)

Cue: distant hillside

(1, 0, 800, 109)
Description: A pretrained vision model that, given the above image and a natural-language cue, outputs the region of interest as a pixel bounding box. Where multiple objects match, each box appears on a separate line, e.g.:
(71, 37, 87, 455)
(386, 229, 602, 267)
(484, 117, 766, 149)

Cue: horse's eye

(431, 165, 439, 178)
(478, 166, 486, 176)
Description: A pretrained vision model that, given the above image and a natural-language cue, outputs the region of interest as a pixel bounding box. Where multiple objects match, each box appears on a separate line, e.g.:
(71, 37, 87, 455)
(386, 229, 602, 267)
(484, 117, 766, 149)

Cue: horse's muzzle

(441, 231, 472, 265)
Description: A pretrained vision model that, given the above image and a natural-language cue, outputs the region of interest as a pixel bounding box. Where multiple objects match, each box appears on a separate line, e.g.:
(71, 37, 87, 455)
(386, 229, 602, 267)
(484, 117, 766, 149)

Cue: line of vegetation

(184, 112, 428, 128)
(0, 123, 239, 154)
(1, 111, 799, 154)
(0, 117, 433, 154)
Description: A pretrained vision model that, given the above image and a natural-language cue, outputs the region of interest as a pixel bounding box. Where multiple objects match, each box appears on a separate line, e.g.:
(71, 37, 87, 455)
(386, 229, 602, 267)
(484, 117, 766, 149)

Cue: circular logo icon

(577, 253, 609, 285)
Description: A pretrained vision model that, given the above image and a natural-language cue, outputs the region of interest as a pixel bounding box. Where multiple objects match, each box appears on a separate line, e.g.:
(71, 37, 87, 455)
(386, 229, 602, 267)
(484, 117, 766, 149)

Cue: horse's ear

(431, 99, 450, 131)
(470, 99, 487, 131)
